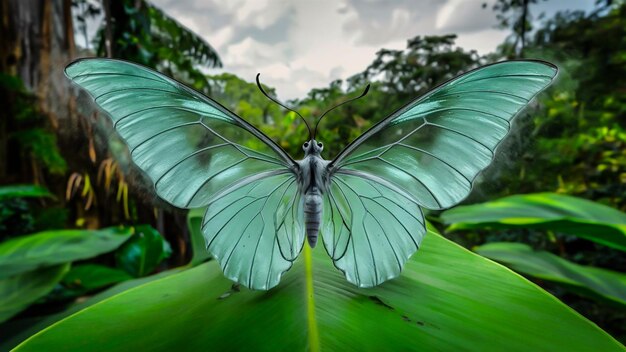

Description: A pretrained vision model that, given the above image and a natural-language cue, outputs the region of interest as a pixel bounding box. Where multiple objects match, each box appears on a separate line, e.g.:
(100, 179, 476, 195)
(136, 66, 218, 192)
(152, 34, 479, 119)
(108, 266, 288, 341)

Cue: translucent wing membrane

(322, 172, 425, 287)
(202, 171, 305, 290)
(65, 58, 296, 208)
(331, 60, 558, 210)
(323, 60, 556, 287)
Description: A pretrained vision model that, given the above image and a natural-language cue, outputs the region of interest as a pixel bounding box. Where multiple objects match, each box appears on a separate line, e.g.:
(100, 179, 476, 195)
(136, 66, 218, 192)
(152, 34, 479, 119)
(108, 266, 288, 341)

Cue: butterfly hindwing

(322, 171, 425, 287)
(65, 58, 296, 209)
(202, 171, 305, 290)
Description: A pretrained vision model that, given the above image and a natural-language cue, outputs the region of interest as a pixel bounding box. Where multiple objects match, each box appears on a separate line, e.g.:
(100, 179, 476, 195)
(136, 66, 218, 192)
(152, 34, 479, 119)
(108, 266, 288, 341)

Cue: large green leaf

(0, 185, 53, 200)
(441, 193, 626, 251)
(62, 264, 133, 292)
(115, 225, 171, 277)
(475, 242, 626, 308)
(0, 264, 70, 323)
(0, 227, 132, 279)
(0, 268, 184, 351)
(14, 228, 623, 351)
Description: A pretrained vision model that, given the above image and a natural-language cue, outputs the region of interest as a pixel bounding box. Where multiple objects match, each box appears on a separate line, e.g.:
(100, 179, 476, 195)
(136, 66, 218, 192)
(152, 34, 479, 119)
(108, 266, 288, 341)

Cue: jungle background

(0, 0, 625, 350)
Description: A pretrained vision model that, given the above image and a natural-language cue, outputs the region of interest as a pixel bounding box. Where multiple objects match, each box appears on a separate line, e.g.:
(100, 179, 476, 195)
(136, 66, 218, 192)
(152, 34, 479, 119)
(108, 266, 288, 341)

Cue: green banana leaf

(0, 227, 132, 279)
(0, 264, 70, 323)
(441, 193, 626, 252)
(475, 242, 626, 309)
(14, 228, 623, 351)
(0, 185, 53, 200)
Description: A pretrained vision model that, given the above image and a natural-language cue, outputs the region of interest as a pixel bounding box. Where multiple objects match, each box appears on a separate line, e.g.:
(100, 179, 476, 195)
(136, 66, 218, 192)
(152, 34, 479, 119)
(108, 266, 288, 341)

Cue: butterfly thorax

(298, 139, 329, 248)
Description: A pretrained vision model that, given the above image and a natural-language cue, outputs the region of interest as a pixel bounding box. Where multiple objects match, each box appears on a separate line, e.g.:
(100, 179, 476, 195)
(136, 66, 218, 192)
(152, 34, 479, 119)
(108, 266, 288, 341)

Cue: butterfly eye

(303, 142, 309, 148)
(317, 142, 323, 148)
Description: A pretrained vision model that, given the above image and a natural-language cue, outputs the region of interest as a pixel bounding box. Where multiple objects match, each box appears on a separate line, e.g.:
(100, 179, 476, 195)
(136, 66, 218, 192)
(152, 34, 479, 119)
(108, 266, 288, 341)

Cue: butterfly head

(303, 139, 323, 155)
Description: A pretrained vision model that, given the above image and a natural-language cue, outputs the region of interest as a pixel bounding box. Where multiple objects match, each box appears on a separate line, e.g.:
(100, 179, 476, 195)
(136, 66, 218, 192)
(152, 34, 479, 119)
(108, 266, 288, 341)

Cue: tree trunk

(0, 0, 76, 183)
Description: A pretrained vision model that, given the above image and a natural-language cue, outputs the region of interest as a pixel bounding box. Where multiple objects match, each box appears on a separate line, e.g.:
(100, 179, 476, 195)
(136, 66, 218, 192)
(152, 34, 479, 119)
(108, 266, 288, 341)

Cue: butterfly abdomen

(304, 186, 322, 248)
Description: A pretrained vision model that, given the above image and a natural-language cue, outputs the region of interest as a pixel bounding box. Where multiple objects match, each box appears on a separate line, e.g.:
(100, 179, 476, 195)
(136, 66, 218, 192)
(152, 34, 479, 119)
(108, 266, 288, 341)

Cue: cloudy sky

(149, 0, 592, 100)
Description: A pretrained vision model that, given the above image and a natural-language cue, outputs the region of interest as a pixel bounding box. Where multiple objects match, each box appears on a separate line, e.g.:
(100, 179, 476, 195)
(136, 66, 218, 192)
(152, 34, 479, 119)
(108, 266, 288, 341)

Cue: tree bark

(0, 0, 75, 183)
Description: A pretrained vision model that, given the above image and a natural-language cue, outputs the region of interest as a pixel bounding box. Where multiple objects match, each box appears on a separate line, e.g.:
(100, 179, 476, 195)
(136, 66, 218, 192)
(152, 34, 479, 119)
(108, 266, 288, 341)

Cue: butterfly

(65, 58, 557, 290)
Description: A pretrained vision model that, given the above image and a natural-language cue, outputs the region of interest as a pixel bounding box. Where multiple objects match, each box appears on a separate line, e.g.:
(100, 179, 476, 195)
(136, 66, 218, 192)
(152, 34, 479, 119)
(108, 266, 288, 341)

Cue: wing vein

(427, 122, 494, 154)
(460, 73, 553, 85)
(94, 87, 189, 102)
(129, 121, 199, 156)
(395, 143, 472, 184)
(372, 158, 442, 208)
(154, 143, 229, 187)
(186, 158, 248, 208)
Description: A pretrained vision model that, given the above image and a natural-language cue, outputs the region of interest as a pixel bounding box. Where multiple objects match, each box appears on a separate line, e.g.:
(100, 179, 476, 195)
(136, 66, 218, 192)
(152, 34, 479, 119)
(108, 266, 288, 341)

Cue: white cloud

(150, 0, 592, 100)
(437, 0, 498, 33)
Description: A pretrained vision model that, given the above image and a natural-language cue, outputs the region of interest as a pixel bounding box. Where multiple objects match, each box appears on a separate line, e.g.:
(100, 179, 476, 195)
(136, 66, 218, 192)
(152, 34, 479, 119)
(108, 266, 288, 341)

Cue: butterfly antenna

(313, 84, 370, 139)
(256, 73, 312, 139)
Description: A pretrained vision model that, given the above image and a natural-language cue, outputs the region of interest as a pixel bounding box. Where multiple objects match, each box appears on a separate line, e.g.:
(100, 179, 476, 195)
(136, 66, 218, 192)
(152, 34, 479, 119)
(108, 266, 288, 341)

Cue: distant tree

(97, 0, 221, 95)
(487, 0, 547, 57)
(0, 0, 74, 184)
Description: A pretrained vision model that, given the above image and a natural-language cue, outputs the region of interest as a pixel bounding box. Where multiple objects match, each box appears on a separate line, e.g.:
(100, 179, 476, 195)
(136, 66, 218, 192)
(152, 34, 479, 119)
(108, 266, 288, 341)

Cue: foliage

(475, 242, 626, 308)
(12, 225, 624, 351)
(487, 0, 548, 57)
(97, 0, 221, 95)
(62, 264, 133, 295)
(0, 74, 67, 177)
(441, 193, 626, 252)
(0, 185, 52, 200)
(0, 227, 132, 279)
(0, 264, 70, 323)
(494, 4, 626, 209)
(0, 184, 56, 240)
(442, 192, 626, 339)
(0, 226, 131, 323)
(115, 225, 171, 277)
(0, 267, 183, 351)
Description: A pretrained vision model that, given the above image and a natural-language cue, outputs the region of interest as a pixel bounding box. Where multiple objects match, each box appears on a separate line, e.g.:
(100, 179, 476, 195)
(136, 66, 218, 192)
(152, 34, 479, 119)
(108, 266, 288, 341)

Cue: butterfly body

(65, 58, 557, 290)
(297, 139, 329, 248)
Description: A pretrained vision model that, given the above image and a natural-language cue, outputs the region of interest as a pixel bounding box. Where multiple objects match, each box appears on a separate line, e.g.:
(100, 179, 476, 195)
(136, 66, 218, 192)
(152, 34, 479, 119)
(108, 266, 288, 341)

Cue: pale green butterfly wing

(322, 172, 425, 287)
(324, 60, 557, 287)
(65, 58, 302, 289)
(202, 171, 305, 289)
(65, 58, 296, 209)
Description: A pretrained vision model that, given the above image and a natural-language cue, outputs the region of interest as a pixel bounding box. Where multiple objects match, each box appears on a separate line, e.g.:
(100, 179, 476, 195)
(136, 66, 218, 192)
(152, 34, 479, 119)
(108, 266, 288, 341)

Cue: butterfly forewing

(65, 59, 295, 209)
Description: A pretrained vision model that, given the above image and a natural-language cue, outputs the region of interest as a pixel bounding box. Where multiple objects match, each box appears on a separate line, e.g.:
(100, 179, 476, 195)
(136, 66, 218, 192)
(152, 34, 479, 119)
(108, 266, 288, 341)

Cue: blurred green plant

(115, 225, 172, 277)
(441, 192, 626, 338)
(441, 193, 626, 252)
(0, 185, 171, 324)
(475, 242, 626, 308)
(0, 73, 67, 179)
(0, 226, 132, 323)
